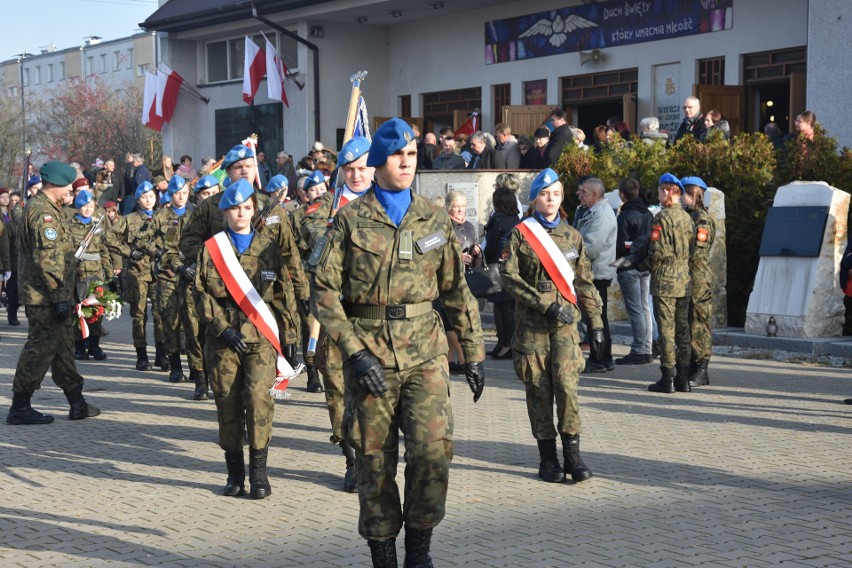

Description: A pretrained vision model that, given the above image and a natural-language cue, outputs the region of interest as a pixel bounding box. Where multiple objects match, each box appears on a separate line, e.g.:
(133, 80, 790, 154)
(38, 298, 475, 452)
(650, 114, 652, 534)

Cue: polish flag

(142, 71, 163, 132)
(242, 36, 266, 104)
(156, 63, 184, 123)
(241, 135, 262, 189)
(265, 38, 289, 108)
(454, 112, 478, 138)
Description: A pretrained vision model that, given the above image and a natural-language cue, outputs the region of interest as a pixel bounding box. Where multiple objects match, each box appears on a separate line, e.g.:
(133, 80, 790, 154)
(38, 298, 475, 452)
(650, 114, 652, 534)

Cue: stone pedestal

(745, 181, 850, 338)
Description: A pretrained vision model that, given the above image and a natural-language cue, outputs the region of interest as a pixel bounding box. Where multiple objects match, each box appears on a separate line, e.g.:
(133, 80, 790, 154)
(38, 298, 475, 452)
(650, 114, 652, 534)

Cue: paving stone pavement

(0, 310, 850, 567)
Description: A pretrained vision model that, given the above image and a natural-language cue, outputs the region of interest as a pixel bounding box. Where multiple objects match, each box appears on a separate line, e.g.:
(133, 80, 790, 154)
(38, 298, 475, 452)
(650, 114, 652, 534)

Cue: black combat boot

(135, 346, 152, 371)
(223, 451, 246, 497)
(688, 359, 710, 387)
(65, 385, 101, 421)
(74, 340, 89, 360)
(561, 433, 593, 482)
(536, 439, 565, 483)
(648, 366, 676, 393)
(674, 363, 692, 393)
(7, 307, 20, 326)
(87, 336, 107, 360)
(404, 526, 433, 568)
(368, 538, 398, 568)
(6, 392, 54, 425)
(305, 364, 323, 393)
(249, 447, 272, 499)
(168, 354, 186, 383)
(340, 440, 359, 493)
(190, 369, 208, 400)
(154, 343, 170, 371)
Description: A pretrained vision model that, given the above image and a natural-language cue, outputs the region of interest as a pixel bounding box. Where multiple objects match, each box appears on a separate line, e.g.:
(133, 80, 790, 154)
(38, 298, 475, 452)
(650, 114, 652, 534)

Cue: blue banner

(485, 0, 733, 65)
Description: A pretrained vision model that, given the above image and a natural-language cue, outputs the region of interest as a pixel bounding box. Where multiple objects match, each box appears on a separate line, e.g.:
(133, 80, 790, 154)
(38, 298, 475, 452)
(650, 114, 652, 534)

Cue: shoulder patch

(43, 215, 53, 223)
(696, 227, 710, 242)
(44, 228, 57, 241)
(650, 224, 662, 242)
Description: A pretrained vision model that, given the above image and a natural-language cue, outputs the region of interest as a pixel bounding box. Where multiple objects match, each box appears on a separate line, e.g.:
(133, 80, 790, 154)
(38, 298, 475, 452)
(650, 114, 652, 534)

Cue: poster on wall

(524, 80, 548, 105)
(653, 63, 682, 142)
(485, 0, 733, 65)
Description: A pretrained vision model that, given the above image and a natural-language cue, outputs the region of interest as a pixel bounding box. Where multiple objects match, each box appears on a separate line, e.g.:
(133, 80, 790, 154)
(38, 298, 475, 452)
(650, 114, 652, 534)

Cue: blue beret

(529, 168, 560, 200)
(160, 191, 171, 205)
(26, 174, 42, 189)
(135, 181, 154, 200)
(194, 175, 219, 193)
(460, 151, 472, 163)
(73, 189, 94, 209)
(223, 145, 255, 169)
(222, 177, 233, 189)
(680, 176, 707, 190)
(304, 170, 326, 190)
(39, 162, 77, 186)
(265, 174, 288, 193)
(366, 118, 416, 167)
(166, 175, 187, 196)
(659, 173, 684, 192)
(218, 178, 255, 209)
(338, 136, 371, 166)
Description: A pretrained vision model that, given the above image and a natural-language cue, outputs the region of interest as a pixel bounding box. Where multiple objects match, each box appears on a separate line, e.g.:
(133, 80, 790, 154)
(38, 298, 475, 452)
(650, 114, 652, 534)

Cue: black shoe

(7, 317, 20, 326)
(605, 358, 615, 371)
(674, 363, 692, 393)
(74, 341, 89, 361)
(224, 451, 246, 497)
(65, 386, 101, 421)
(648, 366, 676, 393)
(645, 354, 654, 364)
(135, 346, 152, 371)
(583, 359, 610, 373)
(616, 352, 649, 365)
(305, 365, 324, 393)
(404, 526, 433, 568)
(249, 447, 272, 499)
(6, 392, 54, 425)
(536, 439, 565, 483)
(688, 360, 710, 387)
(190, 370, 209, 400)
(561, 433, 593, 482)
(489, 344, 502, 357)
(168, 354, 186, 383)
(492, 347, 513, 360)
(87, 336, 107, 360)
(341, 440, 359, 493)
(368, 538, 398, 568)
(154, 343, 170, 371)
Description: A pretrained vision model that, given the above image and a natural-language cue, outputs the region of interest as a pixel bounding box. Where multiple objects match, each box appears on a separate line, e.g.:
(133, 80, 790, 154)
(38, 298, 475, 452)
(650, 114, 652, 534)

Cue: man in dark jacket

(674, 96, 707, 143)
(468, 132, 495, 169)
(544, 109, 574, 167)
(614, 177, 654, 364)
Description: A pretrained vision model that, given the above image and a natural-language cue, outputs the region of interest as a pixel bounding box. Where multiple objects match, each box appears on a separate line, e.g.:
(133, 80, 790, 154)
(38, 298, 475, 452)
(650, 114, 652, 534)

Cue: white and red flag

(265, 38, 289, 108)
(242, 36, 266, 104)
(156, 63, 184, 123)
(142, 71, 163, 132)
(454, 111, 478, 138)
(241, 135, 262, 188)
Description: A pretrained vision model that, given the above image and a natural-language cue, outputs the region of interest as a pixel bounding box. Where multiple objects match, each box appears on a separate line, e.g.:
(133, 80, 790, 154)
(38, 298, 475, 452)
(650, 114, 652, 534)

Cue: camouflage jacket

(312, 186, 485, 370)
(18, 192, 77, 305)
(501, 219, 603, 342)
(687, 206, 716, 293)
(160, 205, 195, 281)
(641, 205, 694, 297)
(68, 215, 112, 282)
(105, 210, 157, 282)
(146, 205, 192, 283)
(195, 230, 287, 342)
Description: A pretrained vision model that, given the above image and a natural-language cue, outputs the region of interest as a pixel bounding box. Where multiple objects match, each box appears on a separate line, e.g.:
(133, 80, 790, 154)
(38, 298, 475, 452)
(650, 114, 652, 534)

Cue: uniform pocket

(204, 259, 228, 298)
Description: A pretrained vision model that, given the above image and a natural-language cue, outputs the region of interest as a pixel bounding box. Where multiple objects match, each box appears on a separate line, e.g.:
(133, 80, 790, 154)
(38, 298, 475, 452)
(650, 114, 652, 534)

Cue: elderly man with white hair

(674, 96, 707, 142)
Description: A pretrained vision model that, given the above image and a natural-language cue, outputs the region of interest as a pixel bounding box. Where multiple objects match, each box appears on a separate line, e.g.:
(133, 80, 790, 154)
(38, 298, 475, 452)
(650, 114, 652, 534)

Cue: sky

(2, 0, 158, 61)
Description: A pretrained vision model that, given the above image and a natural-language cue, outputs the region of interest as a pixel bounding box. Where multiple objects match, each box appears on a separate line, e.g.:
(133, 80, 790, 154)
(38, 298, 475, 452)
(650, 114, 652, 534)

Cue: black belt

(345, 302, 433, 320)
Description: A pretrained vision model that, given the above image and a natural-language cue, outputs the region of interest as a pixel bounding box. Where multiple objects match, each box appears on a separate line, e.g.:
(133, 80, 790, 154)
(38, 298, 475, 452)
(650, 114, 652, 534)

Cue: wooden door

(502, 105, 568, 136)
(622, 93, 637, 134)
(694, 84, 746, 135)
(789, 72, 807, 123)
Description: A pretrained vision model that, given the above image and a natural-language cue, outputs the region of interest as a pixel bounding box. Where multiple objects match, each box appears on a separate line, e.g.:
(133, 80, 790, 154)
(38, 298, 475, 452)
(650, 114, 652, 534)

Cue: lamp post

(15, 52, 32, 193)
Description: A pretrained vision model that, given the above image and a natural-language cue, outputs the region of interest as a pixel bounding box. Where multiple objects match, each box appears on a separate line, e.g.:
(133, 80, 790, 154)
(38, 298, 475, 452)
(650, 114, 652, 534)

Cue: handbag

(465, 263, 503, 299)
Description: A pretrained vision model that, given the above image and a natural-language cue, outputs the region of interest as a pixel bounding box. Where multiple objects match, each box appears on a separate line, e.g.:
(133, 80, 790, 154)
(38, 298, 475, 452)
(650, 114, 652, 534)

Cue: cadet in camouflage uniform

(5, 162, 100, 425)
(2, 192, 23, 326)
(681, 176, 716, 387)
(501, 168, 602, 485)
(161, 175, 220, 399)
(0, 213, 10, 341)
(312, 119, 485, 568)
(195, 179, 287, 500)
(641, 173, 695, 393)
(106, 181, 168, 371)
(68, 189, 112, 361)
(302, 137, 373, 493)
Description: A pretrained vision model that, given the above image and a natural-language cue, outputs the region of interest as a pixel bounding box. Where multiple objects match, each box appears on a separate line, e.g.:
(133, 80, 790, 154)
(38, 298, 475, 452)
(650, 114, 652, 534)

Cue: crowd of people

(0, 101, 821, 567)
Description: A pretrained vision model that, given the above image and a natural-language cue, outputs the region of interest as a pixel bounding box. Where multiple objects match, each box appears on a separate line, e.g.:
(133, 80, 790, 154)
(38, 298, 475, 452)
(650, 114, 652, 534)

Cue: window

(400, 95, 411, 117)
(87, 56, 94, 75)
(100, 53, 107, 73)
(35, 65, 42, 84)
(59, 61, 65, 81)
(9, 86, 17, 97)
(698, 57, 725, 85)
(205, 32, 297, 83)
(137, 63, 149, 77)
(114, 50, 122, 71)
(492, 83, 510, 119)
(206, 41, 228, 82)
(46, 64, 53, 83)
(23, 68, 30, 86)
(127, 48, 134, 70)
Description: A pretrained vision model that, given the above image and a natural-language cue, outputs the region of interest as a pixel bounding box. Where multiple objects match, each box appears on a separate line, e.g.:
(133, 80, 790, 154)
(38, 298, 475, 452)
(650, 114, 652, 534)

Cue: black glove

(53, 301, 71, 323)
(178, 264, 196, 283)
(283, 343, 297, 367)
(129, 249, 144, 263)
(464, 361, 485, 403)
(300, 298, 311, 318)
(545, 302, 574, 325)
(349, 350, 387, 398)
(590, 328, 604, 357)
(221, 328, 248, 354)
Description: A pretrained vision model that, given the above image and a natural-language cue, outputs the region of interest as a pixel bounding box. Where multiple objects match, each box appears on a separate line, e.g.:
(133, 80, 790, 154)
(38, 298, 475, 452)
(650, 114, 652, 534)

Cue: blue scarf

(374, 185, 412, 226)
(140, 209, 154, 219)
(533, 210, 561, 229)
(74, 213, 92, 225)
(171, 205, 186, 217)
(227, 227, 254, 255)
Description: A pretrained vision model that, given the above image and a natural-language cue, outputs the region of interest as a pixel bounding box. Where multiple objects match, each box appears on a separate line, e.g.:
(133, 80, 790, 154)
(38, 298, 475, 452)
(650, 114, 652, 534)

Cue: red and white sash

(205, 231, 300, 398)
(336, 186, 363, 209)
(517, 217, 578, 305)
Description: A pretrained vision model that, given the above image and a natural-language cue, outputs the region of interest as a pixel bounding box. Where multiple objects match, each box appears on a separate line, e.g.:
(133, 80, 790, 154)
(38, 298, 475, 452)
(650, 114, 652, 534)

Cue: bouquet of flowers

(76, 280, 122, 334)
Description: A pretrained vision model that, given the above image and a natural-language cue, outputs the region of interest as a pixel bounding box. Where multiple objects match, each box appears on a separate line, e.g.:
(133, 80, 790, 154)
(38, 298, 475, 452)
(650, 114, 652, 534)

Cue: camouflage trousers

(653, 295, 691, 369)
(344, 355, 453, 541)
(205, 334, 276, 453)
(13, 305, 84, 394)
(180, 283, 205, 373)
(317, 330, 344, 443)
(125, 272, 163, 348)
(690, 284, 713, 362)
(512, 322, 584, 438)
(157, 278, 182, 356)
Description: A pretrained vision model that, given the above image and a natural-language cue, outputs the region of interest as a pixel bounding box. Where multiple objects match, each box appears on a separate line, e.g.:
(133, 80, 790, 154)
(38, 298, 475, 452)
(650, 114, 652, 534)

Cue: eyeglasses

(683, 105, 696, 109)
